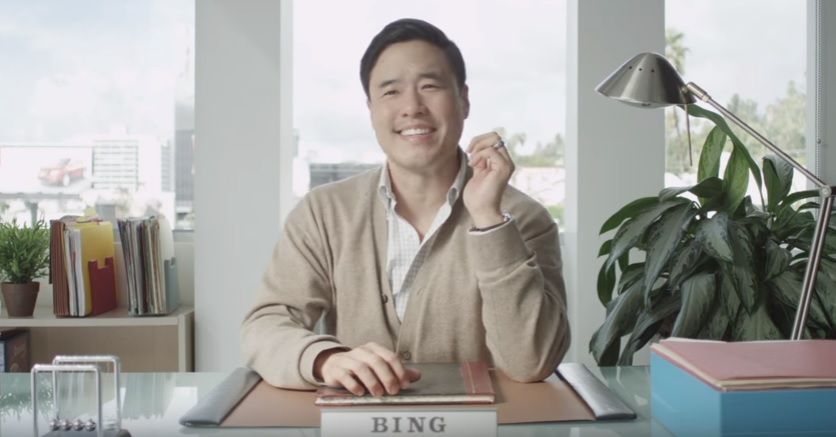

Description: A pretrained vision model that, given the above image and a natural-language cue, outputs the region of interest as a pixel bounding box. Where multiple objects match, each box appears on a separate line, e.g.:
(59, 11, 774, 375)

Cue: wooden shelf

(0, 305, 194, 328)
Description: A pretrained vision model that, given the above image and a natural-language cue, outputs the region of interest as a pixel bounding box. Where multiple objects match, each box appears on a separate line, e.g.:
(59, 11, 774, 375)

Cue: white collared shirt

(378, 151, 468, 321)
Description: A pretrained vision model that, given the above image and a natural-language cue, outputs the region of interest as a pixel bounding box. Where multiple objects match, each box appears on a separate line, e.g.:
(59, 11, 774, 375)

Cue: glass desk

(0, 366, 673, 436)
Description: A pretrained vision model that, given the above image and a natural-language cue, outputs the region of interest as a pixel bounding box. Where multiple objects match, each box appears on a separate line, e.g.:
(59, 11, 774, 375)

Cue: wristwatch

(470, 211, 513, 232)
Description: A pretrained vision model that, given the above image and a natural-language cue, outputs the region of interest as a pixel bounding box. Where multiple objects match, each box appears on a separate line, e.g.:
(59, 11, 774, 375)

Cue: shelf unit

(0, 306, 194, 372)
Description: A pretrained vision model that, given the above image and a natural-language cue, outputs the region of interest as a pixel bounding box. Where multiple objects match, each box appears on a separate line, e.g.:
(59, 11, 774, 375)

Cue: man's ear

(460, 84, 470, 119)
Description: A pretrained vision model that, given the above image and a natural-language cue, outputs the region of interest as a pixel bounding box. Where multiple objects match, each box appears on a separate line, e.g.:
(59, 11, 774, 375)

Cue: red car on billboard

(39, 158, 85, 186)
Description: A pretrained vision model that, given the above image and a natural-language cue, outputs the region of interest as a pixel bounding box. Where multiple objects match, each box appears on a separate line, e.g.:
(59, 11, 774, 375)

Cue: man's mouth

(397, 127, 436, 137)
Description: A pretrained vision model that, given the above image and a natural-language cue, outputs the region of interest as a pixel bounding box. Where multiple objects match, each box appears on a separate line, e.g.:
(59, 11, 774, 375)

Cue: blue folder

(651, 352, 836, 436)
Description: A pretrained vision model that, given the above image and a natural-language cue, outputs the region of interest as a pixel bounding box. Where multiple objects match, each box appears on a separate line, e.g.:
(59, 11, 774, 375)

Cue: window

(293, 0, 567, 222)
(0, 1, 195, 229)
(665, 1, 807, 197)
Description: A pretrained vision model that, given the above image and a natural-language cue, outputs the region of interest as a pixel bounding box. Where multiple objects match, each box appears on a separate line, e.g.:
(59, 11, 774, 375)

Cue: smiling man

(241, 18, 570, 396)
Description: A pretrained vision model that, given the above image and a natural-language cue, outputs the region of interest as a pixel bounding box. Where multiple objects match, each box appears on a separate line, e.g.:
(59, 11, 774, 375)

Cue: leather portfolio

(181, 363, 635, 428)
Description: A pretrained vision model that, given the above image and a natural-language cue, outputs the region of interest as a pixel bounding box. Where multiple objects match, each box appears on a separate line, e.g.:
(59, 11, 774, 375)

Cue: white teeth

(400, 128, 431, 136)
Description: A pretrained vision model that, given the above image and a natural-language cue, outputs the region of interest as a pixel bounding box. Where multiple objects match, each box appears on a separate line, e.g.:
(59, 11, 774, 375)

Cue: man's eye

(383, 89, 397, 96)
(422, 84, 438, 89)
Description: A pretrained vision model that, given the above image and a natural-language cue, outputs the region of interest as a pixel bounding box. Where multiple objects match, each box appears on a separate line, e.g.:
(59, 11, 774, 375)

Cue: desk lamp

(596, 52, 833, 340)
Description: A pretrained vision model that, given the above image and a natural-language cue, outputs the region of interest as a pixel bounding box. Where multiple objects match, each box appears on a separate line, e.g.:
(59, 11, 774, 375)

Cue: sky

(293, 0, 567, 163)
(0, 0, 193, 143)
(295, 0, 807, 164)
(0, 0, 806, 162)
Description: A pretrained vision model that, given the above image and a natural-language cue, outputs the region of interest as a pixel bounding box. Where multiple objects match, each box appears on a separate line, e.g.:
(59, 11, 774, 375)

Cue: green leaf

(719, 269, 742, 320)
(697, 299, 730, 340)
(597, 262, 616, 306)
(813, 272, 836, 329)
(0, 219, 51, 283)
(731, 302, 783, 341)
(618, 292, 681, 365)
(780, 189, 819, 208)
(643, 203, 697, 301)
(769, 269, 831, 332)
(589, 279, 644, 366)
(659, 177, 724, 203)
(605, 199, 688, 270)
(725, 223, 758, 313)
(722, 146, 750, 213)
(694, 212, 733, 262)
(764, 239, 791, 280)
(763, 155, 793, 212)
(697, 126, 727, 182)
(617, 263, 645, 295)
(687, 104, 763, 195)
(597, 240, 612, 258)
(671, 272, 716, 337)
(668, 239, 704, 290)
(599, 197, 659, 234)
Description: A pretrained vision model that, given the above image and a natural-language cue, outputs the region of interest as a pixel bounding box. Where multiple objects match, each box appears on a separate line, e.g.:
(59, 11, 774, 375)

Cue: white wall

(565, 0, 665, 366)
(194, 0, 284, 371)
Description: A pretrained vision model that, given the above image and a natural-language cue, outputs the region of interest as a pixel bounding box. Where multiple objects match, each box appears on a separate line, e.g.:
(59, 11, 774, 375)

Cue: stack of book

(117, 216, 180, 316)
(49, 216, 117, 317)
(651, 338, 836, 436)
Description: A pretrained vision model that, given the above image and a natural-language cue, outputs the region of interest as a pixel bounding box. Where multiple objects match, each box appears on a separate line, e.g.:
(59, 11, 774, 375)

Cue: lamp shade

(595, 52, 695, 108)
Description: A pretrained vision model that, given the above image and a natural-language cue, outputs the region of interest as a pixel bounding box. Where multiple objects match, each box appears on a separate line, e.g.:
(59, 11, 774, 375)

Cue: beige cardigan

(241, 167, 570, 389)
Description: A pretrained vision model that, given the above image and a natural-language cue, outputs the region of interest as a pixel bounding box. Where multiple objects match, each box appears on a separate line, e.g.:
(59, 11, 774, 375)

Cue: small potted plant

(0, 219, 50, 317)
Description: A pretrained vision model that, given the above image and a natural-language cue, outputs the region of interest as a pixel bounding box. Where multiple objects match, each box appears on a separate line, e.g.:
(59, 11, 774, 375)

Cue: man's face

(367, 40, 469, 174)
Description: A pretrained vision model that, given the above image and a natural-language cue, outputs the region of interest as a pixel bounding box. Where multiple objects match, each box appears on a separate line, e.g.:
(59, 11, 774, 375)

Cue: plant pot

(1, 282, 39, 317)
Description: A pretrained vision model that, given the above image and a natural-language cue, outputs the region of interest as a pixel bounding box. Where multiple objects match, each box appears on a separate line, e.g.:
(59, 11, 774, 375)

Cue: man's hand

(463, 132, 515, 228)
(313, 342, 422, 397)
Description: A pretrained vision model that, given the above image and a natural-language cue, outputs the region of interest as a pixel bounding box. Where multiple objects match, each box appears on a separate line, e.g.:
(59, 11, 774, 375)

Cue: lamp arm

(685, 81, 835, 340)
(685, 82, 829, 190)
(790, 196, 834, 339)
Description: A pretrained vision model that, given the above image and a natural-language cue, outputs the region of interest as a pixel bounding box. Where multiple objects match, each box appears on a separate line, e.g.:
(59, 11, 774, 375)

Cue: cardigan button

(381, 294, 389, 304)
(400, 351, 411, 361)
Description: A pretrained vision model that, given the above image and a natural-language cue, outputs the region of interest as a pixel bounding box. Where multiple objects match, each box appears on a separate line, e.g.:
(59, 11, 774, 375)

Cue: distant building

(174, 42, 195, 219)
(308, 162, 379, 189)
(92, 139, 139, 191)
(161, 140, 174, 192)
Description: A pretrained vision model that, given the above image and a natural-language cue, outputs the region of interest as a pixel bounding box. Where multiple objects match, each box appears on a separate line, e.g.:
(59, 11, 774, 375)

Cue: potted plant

(0, 219, 50, 317)
(591, 106, 836, 365)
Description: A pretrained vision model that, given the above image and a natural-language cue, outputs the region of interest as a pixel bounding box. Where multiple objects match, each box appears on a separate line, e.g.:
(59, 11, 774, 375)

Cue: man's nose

(400, 88, 427, 117)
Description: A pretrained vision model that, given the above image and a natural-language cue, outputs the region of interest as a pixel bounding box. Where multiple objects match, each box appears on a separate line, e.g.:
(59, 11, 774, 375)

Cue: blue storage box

(651, 351, 836, 436)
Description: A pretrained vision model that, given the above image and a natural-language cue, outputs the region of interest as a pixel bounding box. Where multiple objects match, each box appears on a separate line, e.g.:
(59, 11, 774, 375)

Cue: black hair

(360, 18, 466, 98)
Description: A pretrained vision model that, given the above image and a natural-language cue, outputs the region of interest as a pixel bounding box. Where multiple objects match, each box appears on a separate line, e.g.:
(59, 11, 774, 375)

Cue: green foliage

(0, 219, 50, 284)
(592, 107, 836, 366)
(664, 30, 806, 177)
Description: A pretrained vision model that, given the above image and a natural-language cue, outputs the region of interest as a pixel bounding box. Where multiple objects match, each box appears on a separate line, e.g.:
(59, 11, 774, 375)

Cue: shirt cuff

(300, 340, 349, 386)
(468, 216, 514, 235)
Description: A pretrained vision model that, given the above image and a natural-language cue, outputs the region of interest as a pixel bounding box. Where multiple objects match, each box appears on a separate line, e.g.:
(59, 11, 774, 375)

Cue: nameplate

(321, 407, 497, 437)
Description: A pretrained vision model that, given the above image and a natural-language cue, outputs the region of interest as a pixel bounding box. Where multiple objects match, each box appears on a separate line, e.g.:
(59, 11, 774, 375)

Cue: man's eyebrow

(375, 71, 448, 89)
(376, 78, 400, 89)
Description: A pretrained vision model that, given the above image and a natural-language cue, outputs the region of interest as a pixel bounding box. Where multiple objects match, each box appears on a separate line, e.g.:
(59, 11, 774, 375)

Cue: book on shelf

(651, 337, 836, 391)
(117, 216, 180, 316)
(314, 362, 494, 406)
(49, 216, 117, 317)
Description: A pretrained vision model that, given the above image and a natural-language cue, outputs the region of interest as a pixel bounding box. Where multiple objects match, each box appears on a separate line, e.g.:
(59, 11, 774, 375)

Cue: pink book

(651, 338, 836, 391)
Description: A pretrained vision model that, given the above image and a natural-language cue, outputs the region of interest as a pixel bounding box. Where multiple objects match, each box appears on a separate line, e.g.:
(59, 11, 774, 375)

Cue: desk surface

(1, 366, 673, 436)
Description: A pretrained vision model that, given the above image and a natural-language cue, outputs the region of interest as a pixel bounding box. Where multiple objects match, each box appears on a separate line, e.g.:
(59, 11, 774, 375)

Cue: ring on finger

(492, 138, 506, 149)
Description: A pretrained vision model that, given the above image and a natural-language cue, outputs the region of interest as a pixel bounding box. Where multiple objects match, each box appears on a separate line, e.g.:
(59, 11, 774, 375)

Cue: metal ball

(84, 418, 97, 431)
(48, 418, 60, 430)
(72, 418, 85, 431)
(60, 419, 72, 430)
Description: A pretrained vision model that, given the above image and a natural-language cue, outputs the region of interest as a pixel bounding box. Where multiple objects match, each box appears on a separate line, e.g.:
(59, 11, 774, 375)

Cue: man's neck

(387, 153, 460, 238)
